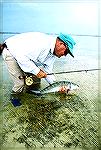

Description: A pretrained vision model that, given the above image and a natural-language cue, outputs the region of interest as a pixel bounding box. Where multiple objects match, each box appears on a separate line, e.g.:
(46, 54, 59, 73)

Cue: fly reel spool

(25, 76, 33, 86)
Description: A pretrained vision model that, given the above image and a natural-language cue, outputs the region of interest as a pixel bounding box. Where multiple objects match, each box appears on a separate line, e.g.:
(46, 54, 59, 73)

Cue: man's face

(54, 38, 68, 58)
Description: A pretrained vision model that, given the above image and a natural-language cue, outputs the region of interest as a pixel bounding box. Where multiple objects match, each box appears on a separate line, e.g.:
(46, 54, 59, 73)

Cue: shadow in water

(1, 92, 99, 149)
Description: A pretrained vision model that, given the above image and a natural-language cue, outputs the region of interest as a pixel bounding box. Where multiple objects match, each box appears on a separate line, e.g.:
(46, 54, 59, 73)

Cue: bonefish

(30, 81, 79, 95)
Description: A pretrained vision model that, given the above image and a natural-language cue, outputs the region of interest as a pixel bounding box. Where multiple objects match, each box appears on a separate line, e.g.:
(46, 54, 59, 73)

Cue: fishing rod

(47, 68, 101, 75)
(19, 68, 100, 86)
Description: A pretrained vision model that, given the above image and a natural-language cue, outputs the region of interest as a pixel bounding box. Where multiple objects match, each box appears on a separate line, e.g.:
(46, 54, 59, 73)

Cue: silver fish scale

(40, 81, 74, 93)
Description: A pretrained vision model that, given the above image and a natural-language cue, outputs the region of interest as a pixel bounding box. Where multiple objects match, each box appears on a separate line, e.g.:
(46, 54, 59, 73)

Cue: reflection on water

(1, 92, 98, 150)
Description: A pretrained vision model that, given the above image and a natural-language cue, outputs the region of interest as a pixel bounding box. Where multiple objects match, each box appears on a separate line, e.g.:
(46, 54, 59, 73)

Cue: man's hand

(36, 70, 47, 78)
(59, 86, 69, 93)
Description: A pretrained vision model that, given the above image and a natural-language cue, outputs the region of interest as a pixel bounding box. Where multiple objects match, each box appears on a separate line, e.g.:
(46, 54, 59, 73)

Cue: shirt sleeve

(15, 55, 40, 75)
(43, 56, 56, 84)
(45, 75, 56, 84)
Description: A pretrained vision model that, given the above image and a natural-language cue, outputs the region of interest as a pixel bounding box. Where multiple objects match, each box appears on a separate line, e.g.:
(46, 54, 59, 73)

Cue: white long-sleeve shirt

(5, 32, 57, 84)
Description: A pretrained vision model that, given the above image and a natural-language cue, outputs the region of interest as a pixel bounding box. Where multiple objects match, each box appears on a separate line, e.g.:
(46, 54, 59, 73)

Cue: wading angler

(0, 32, 76, 101)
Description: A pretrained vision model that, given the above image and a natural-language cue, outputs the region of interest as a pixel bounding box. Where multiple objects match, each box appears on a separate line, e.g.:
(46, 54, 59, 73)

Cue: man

(0, 32, 76, 94)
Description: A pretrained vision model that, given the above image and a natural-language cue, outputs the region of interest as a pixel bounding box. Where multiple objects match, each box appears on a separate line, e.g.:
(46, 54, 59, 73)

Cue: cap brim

(68, 49, 74, 58)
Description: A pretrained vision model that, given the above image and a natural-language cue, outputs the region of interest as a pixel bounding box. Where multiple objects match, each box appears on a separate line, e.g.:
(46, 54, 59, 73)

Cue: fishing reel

(18, 73, 41, 87)
(25, 76, 41, 91)
(19, 75, 33, 86)
(25, 76, 34, 86)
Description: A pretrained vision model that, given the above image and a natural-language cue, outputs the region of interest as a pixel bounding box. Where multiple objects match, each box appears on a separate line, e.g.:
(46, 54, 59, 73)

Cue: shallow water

(0, 91, 99, 150)
(0, 37, 101, 150)
(0, 59, 100, 150)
